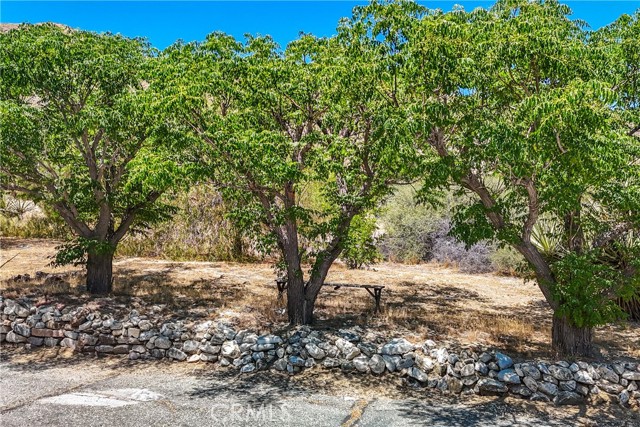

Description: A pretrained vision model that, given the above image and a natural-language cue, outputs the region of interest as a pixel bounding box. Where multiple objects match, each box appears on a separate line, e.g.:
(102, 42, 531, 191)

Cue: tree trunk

(551, 314, 593, 357)
(86, 249, 114, 294)
(287, 275, 315, 325)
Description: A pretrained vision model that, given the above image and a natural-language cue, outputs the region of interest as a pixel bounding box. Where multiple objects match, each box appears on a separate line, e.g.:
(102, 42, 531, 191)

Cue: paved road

(1, 353, 638, 427)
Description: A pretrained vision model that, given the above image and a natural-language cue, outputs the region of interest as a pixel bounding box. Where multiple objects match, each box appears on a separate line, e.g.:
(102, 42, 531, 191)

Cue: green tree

(357, 0, 639, 356)
(0, 24, 185, 293)
(161, 31, 414, 324)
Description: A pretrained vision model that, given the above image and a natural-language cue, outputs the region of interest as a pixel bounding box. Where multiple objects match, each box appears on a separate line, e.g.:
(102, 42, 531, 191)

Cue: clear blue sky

(2, 1, 639, 49)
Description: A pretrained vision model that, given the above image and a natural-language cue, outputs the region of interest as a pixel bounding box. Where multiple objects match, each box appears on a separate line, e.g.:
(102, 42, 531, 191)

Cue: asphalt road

(1, 352, 638, 427)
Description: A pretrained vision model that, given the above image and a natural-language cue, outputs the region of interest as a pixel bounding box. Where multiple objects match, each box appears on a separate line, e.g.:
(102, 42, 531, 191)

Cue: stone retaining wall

(2, 297, 639, 407)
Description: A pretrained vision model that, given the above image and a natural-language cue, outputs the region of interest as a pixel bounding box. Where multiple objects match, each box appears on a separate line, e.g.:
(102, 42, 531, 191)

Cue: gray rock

(200, 343, 221, 354)
(131, 345, 146, 353)
(200, 353, 218, 362)
(622, 371, 640, 381)
(182, 340, 199, 354)
(28, 337, 44, 346)
(475, 362, 489, 376)
(619, 390, 630, 405)
(369, 354, 386, 375)
(476, 378, 508, 395)
(408, 367, 428, 382)
(598, 381, 624, 394)
(44, 337, 59, 347)
(322, 358, 340, 368)
(154, 336, 171, 349)
(575, 384, 590, 396)
(274, 358, 288, 371)
(305, 343, 326, 359)
(523, 376, 538, 392)
(549, 365, 574, 381)
(512, 385, 533, 397)
(495, 352, 513, 370)
(288, 356, 305, 367)
(382, 355, 399, 372)
(538, 382, 559, 396)
(597, 366, 619, 383)
(554, 391, 583, 405)
(530, 392, 551, 402)
(521, 364, 541, 380)
(461, 364, 475, 377)
(497, 369, 521, 384)
(256, 335, 282, 345)
(415, 355, 435, 372)
(12, 323, 31, 337)
(353, 355, 370, 373)
(60, 338, 77, 349)
(241, 363, 256, 373)
(478, 352, 492, 363)
(559, 380, 577, 391)
(381, 338, 414, 355)
(168, 348, 187, 361)
(447, 376, 463, 393)
(569, 363, 580, 373)
(187, 354, 200, 363)
(574, 370, 595, 385)
(435, 348, 449, 364)
(96, 345, 114, 353)
(221, 340, 241, 358)
(113, 345, 129, 354)
(64, 331, 78, 340)
(6, 331, 27, 343)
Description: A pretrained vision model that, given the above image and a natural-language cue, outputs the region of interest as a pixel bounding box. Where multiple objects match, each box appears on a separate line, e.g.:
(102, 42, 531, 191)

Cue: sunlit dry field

(1, 238, 638, 361)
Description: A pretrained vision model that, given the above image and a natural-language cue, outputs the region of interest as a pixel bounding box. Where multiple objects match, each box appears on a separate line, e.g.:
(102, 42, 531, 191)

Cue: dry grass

(1, 237, 638, 361)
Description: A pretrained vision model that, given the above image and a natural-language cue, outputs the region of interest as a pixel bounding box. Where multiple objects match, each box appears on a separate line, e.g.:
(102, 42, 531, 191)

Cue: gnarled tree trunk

(551, 315, 592, 357)
(86, 249, 114, 294)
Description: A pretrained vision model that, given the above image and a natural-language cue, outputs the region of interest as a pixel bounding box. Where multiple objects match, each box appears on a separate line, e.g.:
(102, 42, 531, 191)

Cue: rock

(559, 380, 577, 391)
(200, 343, 221, 354)
(576, 384, 590, 396)
(382, 355, 399, 372)
(476, 378, 508, 395)
(353, 355, 370, 373)
(569, 363, 580, 373)
(369, 354, 386, 375)
(538, 382, 559, 396)
(182, 340, 199, 354)
(168, 348, 187, 361)
(256, 335, 282, 345)
(415, 355, 435, 372)
(60, 338, 77, 349)
(221, 340, 241, 359)
(28, 337, 44, 346)
(512, 385, 533, 398)
(478, 352, 492, 363)
(96, 345, 114, 353)
(619, 390, 630, 405)
(408, 367, 428, 382)
(138, 320, 153, 331)
(435, 348, 449, 364)
(447, 376, 463, 393)
(288, 356, 305, 367)
(131, 345, 146, 353)
(475, 362, 489, 376)
(622, 371, 640, 381)
(12, 323, 31, 337)
(597, 366, 619, 384)
(6, 331, 27, 343)
(381, 338, 414, 355)
(497, 369, 521, 384)
(274, 358, 288, 371)
(495, 352, 513, 370)
(305, 343, 326, 359)
(154, 336, 171, 350)
(523, 376, 538, 392)
(574, 371, 595, 385)
(64, 331, 78, 340)
(241, 363, 256, 373)
(200, 353, 218, 362)
(113, 345, 129, 354)
(554, 391, 583, 405)
(322, 358, 340, 368)
(521, 364, 541, 380)
(549, 365, 574, 381)
(530, 392, 551, 402)
(461, 364, 475, 377)
(31, 328, 64, 338)
(187, 354, 200, 363)
(598, 381, 624, 394)
(44, 337, 59, 347)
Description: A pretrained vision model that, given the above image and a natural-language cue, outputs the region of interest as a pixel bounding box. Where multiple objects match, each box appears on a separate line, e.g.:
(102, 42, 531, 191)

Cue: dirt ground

(1, 238, 638, 362)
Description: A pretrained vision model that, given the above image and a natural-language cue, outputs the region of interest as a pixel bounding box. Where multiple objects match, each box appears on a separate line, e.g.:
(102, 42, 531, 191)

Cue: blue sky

(2, 1, 639, 49)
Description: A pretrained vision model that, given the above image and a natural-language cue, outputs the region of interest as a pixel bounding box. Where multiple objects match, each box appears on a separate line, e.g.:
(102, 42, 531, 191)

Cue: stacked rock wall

(2, 297, 639, 407)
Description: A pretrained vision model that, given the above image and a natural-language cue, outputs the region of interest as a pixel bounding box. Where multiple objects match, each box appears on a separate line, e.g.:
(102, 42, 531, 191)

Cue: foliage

(0, 24, 187, 284)
(341, 213, 381, 269)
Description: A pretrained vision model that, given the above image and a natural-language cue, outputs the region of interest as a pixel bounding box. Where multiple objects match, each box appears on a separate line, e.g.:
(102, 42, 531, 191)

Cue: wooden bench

(275, 278, 385, 312)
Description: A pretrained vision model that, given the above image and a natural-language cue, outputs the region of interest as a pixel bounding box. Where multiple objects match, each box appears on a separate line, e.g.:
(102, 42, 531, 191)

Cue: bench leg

(374, 288, 382, 313)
